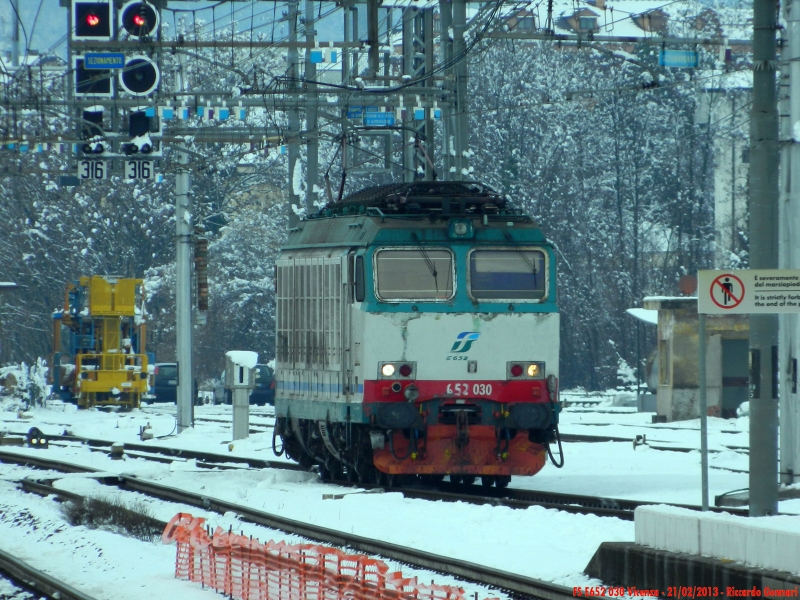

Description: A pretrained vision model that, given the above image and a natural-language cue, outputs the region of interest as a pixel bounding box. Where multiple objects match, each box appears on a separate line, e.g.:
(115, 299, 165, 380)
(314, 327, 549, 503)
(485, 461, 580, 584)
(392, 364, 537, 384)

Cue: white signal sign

(77, 159, 107, 180)
(125, 159, 154, 180)
(698, 269, 800, 314)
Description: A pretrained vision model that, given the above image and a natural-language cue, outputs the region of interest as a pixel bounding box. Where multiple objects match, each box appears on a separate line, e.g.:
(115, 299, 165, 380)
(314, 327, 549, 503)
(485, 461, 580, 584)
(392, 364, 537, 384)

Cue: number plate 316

(125, 160, 154, 180)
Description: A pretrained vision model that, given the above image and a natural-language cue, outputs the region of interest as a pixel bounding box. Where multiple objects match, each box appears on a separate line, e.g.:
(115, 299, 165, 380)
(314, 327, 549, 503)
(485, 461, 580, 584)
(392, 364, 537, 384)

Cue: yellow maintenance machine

(51, 276, 149, 408)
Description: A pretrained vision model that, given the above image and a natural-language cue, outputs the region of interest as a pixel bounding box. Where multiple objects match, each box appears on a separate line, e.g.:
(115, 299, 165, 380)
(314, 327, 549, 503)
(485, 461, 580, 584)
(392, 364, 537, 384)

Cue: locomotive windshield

(374, 248, 455, 301)
(469, 248, 547, 301)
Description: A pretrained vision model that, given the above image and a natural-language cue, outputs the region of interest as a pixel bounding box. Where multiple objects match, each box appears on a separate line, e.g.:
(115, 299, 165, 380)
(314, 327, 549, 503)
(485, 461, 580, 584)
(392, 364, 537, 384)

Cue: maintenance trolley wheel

(420, 474, 444, 485)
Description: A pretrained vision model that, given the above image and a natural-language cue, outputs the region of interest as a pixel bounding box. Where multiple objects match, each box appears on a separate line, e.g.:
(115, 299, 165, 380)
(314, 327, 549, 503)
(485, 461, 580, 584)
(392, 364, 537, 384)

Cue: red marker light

(86, 13, 101, 26)
(399, 364, 412, 377)
(133, 14, 146, 27)
(510, 364, 523, 377)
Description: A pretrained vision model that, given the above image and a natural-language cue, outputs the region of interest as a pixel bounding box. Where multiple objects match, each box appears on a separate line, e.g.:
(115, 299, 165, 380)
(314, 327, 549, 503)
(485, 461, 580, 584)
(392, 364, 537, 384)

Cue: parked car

(250, 364, 276, 406)
(151, 363, 198, 404)
(213, 363, 275, 406)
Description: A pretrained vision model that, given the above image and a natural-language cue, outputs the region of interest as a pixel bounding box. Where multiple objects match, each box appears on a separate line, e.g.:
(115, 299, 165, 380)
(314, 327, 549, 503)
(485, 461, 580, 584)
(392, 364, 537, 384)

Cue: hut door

(721, 339, 749, 418)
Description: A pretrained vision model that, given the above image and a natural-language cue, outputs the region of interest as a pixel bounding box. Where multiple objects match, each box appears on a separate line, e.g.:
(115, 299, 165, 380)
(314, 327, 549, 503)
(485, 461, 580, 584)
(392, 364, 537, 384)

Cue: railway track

(559, 432, 749, 455)
(0, 432, 755, 521)
(0, 547, 97, 600)
(0, 450, 573, 600)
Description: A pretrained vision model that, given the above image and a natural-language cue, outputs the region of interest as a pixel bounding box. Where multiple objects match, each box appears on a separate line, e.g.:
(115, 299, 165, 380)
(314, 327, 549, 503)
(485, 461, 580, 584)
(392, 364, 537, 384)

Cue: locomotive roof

(310, 181, 529, 220)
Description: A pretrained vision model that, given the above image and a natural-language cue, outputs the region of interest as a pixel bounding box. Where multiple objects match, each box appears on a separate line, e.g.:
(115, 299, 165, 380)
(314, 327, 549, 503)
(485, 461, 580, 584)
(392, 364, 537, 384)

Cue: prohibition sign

(710, 274, 744, 309)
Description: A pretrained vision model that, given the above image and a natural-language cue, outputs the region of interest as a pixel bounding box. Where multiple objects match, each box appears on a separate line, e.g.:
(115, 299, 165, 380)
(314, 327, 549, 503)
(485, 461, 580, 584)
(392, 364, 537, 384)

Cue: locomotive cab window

(468, 248, 547, 301)
(374, 248, 455, 301)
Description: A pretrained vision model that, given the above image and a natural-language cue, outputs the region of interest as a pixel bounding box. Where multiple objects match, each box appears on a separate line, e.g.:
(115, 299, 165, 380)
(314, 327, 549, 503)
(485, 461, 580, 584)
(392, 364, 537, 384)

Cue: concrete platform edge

(585, 542, 800, 596)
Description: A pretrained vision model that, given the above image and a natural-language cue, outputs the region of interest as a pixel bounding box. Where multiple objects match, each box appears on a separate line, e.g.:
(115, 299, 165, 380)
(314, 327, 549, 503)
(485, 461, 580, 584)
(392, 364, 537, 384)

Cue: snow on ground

(1, 394, 798, 599)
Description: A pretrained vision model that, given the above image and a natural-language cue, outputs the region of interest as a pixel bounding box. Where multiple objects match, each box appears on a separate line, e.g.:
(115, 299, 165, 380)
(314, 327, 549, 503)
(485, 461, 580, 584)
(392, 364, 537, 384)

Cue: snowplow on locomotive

(273, 182, 562, 486)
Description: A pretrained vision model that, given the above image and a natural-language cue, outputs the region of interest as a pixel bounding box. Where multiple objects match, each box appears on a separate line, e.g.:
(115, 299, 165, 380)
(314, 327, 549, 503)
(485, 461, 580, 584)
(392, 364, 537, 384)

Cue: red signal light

(399, 364, 412, 377)
(133, 14, 146, 27)
(86, 12, 101, 26)
(510, 364, 523, 377)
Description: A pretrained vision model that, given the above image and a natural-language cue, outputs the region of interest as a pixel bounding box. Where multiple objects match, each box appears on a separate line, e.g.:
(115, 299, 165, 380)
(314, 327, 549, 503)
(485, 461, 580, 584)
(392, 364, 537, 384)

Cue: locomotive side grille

(276, 257, 343, 372)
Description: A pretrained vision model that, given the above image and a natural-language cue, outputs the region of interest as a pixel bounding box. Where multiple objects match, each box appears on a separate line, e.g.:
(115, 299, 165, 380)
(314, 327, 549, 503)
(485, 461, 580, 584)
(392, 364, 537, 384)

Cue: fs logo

(450, 332, 480, 353)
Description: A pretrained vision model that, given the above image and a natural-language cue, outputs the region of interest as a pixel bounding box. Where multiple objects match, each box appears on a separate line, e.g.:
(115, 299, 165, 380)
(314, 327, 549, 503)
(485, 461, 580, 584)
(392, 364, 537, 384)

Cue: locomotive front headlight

(527, 364, 540, 378)
(381, 363, 396, 377)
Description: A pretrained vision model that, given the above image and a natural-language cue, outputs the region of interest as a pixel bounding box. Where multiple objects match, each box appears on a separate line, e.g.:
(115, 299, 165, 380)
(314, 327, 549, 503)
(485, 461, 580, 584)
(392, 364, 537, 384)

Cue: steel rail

(2, 432, 305, 472)
(0, 452, 574, 600)
(0, 547, 98, 600)
(0, 435, 752, 518)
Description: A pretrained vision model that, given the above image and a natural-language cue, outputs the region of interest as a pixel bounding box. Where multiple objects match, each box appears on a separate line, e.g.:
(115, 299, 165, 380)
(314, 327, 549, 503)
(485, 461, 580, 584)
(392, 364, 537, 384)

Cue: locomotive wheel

(283, 437, 314, 469)
(320, 460, 342, 481)
(461, 476, 476, 486)
(357, 464, 376, 485)
(450, 475, 461, 484)
(372, 469, 387, 486)
(495, 475, 511, 489)
(480, 476, 495, 488)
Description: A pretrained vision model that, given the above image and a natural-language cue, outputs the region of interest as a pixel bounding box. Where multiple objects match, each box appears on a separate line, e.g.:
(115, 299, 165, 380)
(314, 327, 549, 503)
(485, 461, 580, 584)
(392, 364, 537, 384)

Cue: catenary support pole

(452, 0, 469, 180)
(439, 0, 453, 180)
(423, 9, 434, 181)
(11, 0, 19, 67)
(287, 0, 301, 226)
(780, 0, 800, 486)
(367, 0, 380, 77)
(699, 313, 709, 511)
(305, 0, 318, 213)
(175, 55, 193, 433)
(402, 7, 415, 182)
(749, 0, 780, 516)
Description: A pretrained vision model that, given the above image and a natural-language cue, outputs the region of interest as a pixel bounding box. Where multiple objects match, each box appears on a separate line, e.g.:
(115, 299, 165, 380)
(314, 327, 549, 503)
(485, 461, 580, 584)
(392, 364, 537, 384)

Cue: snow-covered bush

(0, 359, 49, 409)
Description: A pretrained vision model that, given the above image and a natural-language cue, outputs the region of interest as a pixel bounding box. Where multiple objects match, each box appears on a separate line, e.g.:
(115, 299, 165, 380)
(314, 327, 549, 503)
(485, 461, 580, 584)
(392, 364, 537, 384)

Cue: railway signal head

(72, 1, 112, 41)
(74, 57, 113, 97)
(120, 1, 159, 39)
(122, 109, 161, 156)
(119, 56, 160, 96)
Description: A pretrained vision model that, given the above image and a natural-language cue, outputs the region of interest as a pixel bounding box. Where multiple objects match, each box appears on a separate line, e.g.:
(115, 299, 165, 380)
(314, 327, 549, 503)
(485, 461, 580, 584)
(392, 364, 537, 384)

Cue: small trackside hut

(273, 182, 563, 487)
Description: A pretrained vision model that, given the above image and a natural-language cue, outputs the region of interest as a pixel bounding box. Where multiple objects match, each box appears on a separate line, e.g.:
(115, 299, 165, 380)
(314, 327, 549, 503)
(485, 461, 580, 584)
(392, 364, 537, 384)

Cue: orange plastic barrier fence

(163, 513, 499, 600)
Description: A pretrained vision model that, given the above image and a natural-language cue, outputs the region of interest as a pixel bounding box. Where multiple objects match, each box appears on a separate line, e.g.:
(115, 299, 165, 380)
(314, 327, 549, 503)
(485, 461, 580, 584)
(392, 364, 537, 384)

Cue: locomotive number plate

(446, 383, 493, 396)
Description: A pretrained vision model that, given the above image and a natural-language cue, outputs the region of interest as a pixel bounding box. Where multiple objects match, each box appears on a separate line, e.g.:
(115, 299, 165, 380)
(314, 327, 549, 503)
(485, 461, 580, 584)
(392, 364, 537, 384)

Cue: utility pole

(305, 0, 318, 213)
(439, 0, 454, 180)
(367, 0, 380, 77)
(402, 7, 417, 181)
(452, 0, 469, 180)
(749, 0, 780, 516)
(780, 0, 800, 487)
(287, 0, 301, 225)
(11, 0, 19, 67)
(175, 54, 193, 433)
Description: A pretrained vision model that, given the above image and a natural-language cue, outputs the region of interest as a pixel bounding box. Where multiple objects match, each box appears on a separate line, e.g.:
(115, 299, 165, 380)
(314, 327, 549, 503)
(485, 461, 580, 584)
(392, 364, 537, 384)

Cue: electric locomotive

(273, 182, 561, 487)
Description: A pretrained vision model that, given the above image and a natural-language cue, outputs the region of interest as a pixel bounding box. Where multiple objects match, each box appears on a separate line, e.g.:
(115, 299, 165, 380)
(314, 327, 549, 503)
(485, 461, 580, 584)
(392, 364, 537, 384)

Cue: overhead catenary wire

(0, 0, 755, 190)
